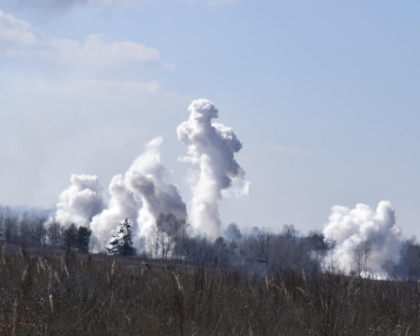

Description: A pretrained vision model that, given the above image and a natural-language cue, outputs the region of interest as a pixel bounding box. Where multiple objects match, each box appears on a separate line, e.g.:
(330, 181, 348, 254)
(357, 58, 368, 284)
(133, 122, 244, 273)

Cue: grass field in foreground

(0, 247, 419, 336)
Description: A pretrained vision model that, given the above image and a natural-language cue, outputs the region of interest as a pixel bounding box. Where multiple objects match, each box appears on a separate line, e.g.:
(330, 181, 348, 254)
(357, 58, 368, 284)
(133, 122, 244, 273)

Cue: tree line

(0, 206, 331, 276)
(0, 206, 91, 253)
(2, 205, 420, 279)
(147, 213, 333, 276)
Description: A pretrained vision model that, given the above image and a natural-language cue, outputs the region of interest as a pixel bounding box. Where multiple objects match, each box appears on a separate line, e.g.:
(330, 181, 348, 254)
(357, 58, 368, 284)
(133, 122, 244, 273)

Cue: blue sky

(0, 0, 419, 236)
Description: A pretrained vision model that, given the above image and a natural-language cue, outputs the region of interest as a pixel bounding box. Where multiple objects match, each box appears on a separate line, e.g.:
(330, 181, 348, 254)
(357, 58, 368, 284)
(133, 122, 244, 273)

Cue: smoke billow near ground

(51, 99, 404, 279)
(0, 99, 418, 335)
(56, 99, 250, 247)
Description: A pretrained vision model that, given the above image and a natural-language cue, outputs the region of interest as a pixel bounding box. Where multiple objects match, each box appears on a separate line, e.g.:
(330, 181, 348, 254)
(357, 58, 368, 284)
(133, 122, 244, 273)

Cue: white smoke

(55, 174, 105, 227)
(53, 100, 249, 248)
(177, 99, 250, 241)
(84, 137, 186, 248)
(323, 201, 402, 276)
(125, 137, 187, 237)
(90, 174, 140, 246)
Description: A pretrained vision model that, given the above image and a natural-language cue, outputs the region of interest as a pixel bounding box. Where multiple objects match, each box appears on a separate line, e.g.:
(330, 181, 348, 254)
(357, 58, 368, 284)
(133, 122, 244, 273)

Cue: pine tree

(107, 219, 136, 256)
(62, 223, 78, 250)
(77, 226, 92, 253)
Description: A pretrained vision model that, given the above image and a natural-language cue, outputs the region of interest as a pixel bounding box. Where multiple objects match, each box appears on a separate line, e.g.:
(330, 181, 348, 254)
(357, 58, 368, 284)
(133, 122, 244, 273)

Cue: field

(0, 247, 419, 336)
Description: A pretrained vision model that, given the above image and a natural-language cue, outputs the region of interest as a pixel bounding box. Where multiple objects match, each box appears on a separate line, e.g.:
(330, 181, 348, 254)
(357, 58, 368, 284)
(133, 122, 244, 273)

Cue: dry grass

(0, 248, 419, 335)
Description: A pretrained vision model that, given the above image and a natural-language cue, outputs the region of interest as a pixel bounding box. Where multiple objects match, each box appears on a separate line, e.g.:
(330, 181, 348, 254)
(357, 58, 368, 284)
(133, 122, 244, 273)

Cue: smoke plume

(86, 137, 186, 248)
(55, 174, 105, 227)
(177, 99, 250, 241)
(125, 137, 187, 237)
(53, 100, 248, 249)
(323, 201, 402, 276)
(90, 174, 140, 246)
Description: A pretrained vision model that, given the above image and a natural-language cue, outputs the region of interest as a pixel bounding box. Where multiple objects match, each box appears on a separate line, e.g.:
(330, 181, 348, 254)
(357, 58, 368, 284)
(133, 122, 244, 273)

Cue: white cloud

(35, 79, 162, 96)
(0, 10, 44, 46)
(0, 0, 234, 11)
(51, 34, 161, 67)
(0, 10, 168, 68)
(0, 0, 148, 11)
(269, 145, 308, 154)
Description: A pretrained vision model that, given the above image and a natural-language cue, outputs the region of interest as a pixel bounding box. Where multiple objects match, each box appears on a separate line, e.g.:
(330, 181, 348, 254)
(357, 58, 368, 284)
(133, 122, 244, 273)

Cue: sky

(0, 0, 419, 237)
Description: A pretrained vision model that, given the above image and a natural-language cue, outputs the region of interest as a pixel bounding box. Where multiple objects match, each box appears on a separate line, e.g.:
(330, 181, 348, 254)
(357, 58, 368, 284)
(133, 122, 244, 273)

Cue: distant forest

(1, 205, 420, 280)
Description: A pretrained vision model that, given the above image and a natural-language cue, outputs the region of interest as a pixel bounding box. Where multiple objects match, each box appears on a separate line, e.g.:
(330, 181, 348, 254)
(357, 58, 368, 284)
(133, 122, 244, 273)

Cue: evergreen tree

(224, 223, 242, 242)
(107, 219, 136, 256)
(46, 221, 62, 247)
(77, 226, 92, 253)
(62, 223, 78, 250)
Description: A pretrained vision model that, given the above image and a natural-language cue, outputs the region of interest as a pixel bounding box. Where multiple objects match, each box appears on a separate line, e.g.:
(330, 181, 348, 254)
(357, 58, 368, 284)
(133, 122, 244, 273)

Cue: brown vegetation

(0, 247, 419, 336)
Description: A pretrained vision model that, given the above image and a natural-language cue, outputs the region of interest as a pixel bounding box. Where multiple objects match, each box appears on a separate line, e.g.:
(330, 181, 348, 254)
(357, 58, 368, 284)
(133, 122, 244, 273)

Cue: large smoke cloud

(90, 174, 140, 246)
(323, 201, 402, 276)
(55, 174, 105, 227)
(53, 100, 248, 248)
(124, 137, 187, 238)
(72, 137, 187, 248)
(177, 99, 250, 241)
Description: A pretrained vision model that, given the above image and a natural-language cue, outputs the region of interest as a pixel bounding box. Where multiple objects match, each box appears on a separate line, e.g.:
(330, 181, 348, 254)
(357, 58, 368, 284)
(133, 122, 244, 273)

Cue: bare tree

(47, 221, 63, 247)
(0, 206, 5, 241)
(149, 213, 190, 259)
(354, 241, 371, 276)
(4, 208, 18, 244)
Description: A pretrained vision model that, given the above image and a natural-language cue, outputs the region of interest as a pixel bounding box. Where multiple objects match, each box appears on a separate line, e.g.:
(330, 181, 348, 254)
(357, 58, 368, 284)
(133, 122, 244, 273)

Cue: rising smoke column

(55, 137, 186, 248)
(125, 137, 187, 237)
(90, 174, 140, 246)
(55, 174, 105, 227)
(323, 201, 402, 275)
(177, 99, 250, 241)
(55, 99, 246, 246)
